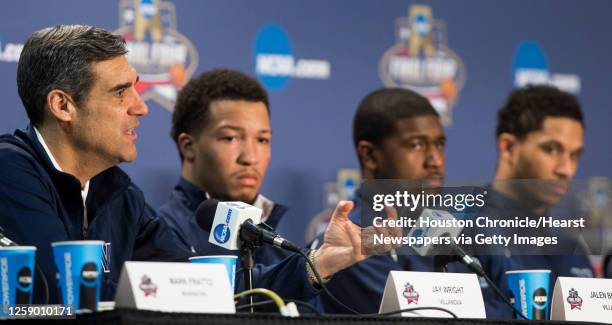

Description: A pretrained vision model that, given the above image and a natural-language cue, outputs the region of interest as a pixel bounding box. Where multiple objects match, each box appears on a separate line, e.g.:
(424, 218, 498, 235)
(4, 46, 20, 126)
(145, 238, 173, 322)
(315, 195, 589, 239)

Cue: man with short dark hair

(478, 85, 593, 319)
(314, 88, 449, 313)
(494, 85, 585, 213)
(0, 24, 187, 303)
(159, 69, 287, 264)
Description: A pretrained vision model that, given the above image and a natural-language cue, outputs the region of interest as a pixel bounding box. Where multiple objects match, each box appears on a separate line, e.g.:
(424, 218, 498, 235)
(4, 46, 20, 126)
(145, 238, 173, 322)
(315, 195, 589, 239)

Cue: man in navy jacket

(312, 88, 450, 313)
(158, 69, 290, 266)
(0, 25, 398, 304)
(482, 85, 594, 310)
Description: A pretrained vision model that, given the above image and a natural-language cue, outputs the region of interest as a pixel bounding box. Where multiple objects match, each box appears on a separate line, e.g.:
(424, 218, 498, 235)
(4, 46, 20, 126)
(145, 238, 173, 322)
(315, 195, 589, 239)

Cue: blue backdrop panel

(0, 0, 610, 245)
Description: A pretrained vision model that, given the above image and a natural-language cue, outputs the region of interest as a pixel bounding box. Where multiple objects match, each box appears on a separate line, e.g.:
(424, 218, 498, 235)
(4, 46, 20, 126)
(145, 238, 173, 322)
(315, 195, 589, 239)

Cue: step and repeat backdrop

(0, 0, 610, 244)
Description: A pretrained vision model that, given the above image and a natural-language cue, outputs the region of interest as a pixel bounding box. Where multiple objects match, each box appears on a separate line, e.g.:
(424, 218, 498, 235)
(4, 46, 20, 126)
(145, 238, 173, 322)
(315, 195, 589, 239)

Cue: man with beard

(479, 85, 593, 318)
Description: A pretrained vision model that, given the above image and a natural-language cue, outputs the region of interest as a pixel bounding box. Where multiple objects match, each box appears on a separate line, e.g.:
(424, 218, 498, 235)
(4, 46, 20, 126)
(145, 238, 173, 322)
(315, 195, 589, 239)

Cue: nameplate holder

(551, 277, 612, 323)
(379, 271, 485, 318)
(115, 261, 235, 314)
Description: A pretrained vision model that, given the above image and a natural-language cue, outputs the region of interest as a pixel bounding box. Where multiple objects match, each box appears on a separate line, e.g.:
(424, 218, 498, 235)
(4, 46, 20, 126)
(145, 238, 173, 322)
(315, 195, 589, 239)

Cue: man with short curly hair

(481, 85, 593, 318)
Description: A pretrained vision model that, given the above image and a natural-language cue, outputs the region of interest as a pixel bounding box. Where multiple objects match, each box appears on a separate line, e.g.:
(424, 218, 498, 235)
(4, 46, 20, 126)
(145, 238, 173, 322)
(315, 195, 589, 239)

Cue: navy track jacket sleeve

(0, 150, 71, 303)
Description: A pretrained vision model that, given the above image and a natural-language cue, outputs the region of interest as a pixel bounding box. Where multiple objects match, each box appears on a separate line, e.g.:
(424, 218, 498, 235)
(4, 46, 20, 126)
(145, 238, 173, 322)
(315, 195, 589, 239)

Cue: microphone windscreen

(195, 198, 220, 232)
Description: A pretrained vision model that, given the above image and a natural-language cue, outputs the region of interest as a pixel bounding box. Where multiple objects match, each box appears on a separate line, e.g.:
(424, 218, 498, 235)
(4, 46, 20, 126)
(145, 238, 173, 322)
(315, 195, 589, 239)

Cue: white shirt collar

(34, 126, 62, 172)
(204, 192, 274, 222)
(33, 127, 90, 197)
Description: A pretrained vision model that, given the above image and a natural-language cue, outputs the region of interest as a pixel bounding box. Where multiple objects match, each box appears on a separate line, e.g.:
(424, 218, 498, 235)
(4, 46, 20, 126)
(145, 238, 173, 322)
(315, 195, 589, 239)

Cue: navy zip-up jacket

(0, 126, 193, 303)
(0, 126, 318, 304)
(158, 178, 290, 265)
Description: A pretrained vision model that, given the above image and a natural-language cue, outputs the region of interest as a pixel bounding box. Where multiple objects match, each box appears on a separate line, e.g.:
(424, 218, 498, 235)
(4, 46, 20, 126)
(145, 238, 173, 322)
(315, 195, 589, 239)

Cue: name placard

(380, 271, 485, 318)
(115, 261, 235, 314)
(551, 277, 612, 323)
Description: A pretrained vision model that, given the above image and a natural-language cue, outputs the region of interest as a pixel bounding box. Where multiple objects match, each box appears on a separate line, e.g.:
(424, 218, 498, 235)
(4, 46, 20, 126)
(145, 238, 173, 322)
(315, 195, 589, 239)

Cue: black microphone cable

(298, 249, 458, 318)
(297, 249, 361, 315)
(449, 244, 529, 320)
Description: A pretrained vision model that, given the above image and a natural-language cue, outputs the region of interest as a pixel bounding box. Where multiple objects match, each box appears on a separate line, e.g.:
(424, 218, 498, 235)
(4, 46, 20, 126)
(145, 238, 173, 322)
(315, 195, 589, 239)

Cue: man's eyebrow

(540, 139, 563, 149)
(216, 125, 243, 132)
(400, 134, 445, 141)
(216, 125, 272, 134)
(108, 76, 139, 93)
(572, 147, 584, 156)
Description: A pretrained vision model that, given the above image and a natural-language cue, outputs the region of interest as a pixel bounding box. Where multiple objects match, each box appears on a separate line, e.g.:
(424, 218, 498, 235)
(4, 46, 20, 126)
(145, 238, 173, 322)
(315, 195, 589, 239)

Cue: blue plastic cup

(52, 241, 103, 312)
(0, 246, 36, 314)
(189, 255, 237, 291)
(506, 269, 551, 320)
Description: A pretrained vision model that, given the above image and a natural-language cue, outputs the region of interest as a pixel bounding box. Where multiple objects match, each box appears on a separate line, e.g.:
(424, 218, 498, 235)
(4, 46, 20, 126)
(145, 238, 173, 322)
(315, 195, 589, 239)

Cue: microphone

(196, 199, 299, 252)
(406, 209, 484, 276)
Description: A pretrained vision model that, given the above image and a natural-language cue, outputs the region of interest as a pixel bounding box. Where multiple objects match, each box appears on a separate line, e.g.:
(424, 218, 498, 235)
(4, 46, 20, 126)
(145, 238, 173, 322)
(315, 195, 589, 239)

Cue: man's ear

(46, 90, 75, 122)
(178, 133, 197, 163)
(357, 140, 378, 175)
(497, 132, 518, 165)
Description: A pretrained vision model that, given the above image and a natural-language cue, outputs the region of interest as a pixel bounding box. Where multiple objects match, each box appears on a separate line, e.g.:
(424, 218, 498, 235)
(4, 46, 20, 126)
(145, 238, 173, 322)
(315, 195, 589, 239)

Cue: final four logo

(402, 282, 420, 304)
(139, 274, 158, 297)
(116, 0, 199, 111)
(379, 5, 465, 126)
(566, 288, 583, 310)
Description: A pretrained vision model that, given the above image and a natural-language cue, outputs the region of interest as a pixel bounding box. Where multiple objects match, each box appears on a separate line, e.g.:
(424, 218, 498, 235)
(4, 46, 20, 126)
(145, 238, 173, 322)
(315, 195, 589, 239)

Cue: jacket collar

(175, 177, 289, 229)
(18, 124, 131, 211)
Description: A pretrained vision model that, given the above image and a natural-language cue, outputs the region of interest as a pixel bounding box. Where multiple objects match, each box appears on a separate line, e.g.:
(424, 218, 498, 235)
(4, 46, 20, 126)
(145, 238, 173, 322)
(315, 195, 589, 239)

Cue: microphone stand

(433, 240, 459, 272)
(433, 255, 457, 272)
(239, 242, 256, 312)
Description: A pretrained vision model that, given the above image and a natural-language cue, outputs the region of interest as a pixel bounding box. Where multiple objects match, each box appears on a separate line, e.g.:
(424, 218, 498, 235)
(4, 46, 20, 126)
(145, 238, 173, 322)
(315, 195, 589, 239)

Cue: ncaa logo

(513, 41, 580, 93)
(213, 208, 233, 244)
(431, 211, 443, 219)
(0, 33, 23, 63)
(254, 24, 330, 91)
(213, 224, 230, 244)
(411, 228, 425, 247)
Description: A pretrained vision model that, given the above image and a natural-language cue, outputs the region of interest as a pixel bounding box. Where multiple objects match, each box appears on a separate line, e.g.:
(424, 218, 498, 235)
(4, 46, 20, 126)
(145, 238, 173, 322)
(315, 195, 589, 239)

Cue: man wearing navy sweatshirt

(484, 85, 593, 301)
(312, 88, 450, 315)
(0, 25, 397, 304)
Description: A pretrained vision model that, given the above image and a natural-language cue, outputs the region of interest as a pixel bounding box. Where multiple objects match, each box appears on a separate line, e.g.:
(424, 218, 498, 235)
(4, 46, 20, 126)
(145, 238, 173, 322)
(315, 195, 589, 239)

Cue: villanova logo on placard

(115, 0, 199, 111)
(379, 4, 465, 126)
